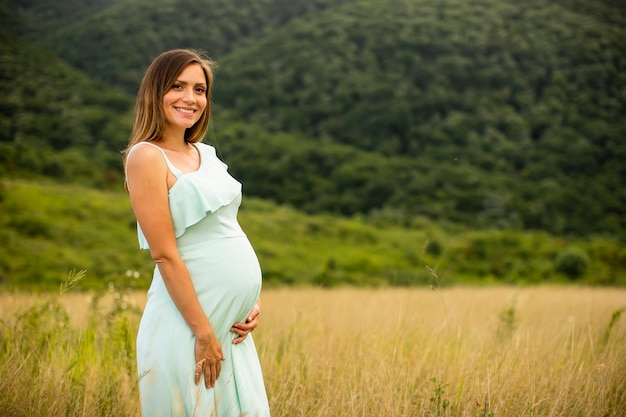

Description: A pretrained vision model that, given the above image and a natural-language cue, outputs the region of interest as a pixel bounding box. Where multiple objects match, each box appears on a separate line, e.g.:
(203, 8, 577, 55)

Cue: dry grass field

(1, 286, 625, 416)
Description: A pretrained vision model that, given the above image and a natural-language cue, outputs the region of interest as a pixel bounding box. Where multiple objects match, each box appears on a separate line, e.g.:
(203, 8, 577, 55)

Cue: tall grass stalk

(426, 265, 452, 342)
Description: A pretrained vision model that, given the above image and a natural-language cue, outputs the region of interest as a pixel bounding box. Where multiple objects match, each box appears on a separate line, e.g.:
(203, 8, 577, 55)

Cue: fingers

(248, 304, 260, 322)
(230, 305, 261, 345)
(195, 356, 224, 388)
(194, 337, 224, 388)
(231, 319, 257, 344)
(204, 357, 222, 388)
(232, 320, 255, 332)
(232, 334, 246, 344)
(230, 325, 248, 344)
(194, 358, 205, 386)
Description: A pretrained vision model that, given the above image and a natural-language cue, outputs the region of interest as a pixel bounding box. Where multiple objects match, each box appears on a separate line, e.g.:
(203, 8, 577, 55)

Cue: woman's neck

(159, 128, 189, 151)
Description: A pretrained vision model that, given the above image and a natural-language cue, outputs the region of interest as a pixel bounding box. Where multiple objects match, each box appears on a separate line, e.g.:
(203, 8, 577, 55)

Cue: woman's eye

(172, 84, 183, 90)
(195, 87, 206, 94)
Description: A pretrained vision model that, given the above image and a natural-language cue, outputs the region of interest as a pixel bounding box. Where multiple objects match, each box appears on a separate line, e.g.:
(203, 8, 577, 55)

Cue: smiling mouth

(175, 107, 195, 114)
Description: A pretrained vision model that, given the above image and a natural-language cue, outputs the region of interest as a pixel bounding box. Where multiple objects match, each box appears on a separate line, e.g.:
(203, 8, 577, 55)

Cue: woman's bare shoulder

(127, 142, 166, 169)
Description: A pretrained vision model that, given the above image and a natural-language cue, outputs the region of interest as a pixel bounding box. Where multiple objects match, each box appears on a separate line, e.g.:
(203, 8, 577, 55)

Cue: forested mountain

(3, 0, 358, 92)
(213, 0, 626, 235)
(0, 29, 132, 186)
(0, 0, 624, 237)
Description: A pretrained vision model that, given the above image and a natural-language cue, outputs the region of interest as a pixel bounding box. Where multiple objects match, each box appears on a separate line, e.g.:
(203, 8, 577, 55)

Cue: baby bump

(179, 236, 262, 336)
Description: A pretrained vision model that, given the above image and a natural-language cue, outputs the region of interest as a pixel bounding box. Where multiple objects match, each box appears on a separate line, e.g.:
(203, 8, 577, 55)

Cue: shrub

(425, 238, 442, 256)
(555, 247, 589, 279)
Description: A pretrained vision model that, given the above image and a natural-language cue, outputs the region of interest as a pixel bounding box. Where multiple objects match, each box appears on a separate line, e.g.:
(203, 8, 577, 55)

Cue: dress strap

(129, 141, 183, 178)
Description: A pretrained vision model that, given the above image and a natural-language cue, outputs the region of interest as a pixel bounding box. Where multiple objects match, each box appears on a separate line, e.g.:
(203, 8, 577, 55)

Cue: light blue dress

(130, 141, 270, 417)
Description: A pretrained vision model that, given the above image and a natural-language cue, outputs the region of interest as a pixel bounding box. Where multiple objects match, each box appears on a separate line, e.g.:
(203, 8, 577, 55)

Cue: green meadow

(1, 179, 624, 291)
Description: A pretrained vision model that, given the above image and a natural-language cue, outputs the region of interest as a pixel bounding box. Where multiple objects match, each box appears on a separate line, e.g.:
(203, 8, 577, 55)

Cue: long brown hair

(122, 49, 215, 169)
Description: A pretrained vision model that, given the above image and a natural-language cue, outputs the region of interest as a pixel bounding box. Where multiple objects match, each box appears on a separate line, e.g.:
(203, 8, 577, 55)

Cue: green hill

(1, 179, 624, 290)
(0, 0, 624, 237)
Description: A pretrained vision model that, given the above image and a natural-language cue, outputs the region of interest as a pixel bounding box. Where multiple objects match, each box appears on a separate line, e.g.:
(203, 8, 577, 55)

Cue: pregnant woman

(123, 49, 270, 417)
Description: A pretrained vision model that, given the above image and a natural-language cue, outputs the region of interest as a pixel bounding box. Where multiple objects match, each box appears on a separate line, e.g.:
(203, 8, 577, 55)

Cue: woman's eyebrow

(175, 80, 207, 86)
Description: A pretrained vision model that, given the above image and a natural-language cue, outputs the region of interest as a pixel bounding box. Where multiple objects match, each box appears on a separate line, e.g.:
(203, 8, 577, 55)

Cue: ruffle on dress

(137, 143, 241, 250)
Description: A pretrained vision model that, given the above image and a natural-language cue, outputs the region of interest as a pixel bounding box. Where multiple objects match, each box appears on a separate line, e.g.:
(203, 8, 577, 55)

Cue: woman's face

(162, 63, 208, 132)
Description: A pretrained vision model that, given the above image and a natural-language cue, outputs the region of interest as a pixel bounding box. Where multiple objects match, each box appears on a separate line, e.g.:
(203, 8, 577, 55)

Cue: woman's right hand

(194, 333, 225, 388)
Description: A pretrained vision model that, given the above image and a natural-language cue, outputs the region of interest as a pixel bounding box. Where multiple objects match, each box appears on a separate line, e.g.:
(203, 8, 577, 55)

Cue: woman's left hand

(231, 302, 261, 344)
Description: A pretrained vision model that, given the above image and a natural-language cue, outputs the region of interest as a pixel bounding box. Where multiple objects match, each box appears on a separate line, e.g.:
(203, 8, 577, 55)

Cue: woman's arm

(126, 145, 224, 388)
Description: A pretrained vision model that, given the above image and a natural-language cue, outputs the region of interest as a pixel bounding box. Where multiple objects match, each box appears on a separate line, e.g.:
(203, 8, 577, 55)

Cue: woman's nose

(183, 88, 196, 103)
